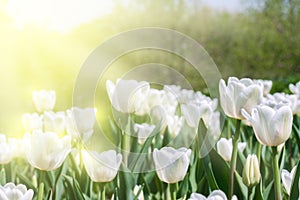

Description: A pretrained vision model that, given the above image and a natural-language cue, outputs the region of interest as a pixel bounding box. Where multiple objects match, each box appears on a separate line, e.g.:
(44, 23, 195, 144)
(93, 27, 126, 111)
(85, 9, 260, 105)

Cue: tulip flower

(219, 77, 263, 119)
(32, 90, 56, 112)
(188, 190, 237, 200)
(281, 166, 297, 195)
(253, 79, 273, 96)
(22, 113, 42, 132)
(43, 111, 65, 136)
(134, 123, 155, 144)
(217, 138, 246, 162)
(289, 81, 300, 97)
(241, 104, 293, 146)
(242, 154, 261, 188)
(166, 115, 184, 138)
(0, 183, 34, 200)
(153, 147, 191, 183)
(106, 79, 150, 113)
(24, 131, 71, 171)
(81, 149, 122, 182)
(66, 107, 96, 142)
(0, 134, 17, 164)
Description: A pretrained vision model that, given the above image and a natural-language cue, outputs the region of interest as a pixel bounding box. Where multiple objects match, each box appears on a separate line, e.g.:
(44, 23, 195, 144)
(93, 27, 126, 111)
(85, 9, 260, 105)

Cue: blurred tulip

(0, 183, 33, 200)
(81, 149, 122, 182)
(43, 111, 65, 135)
(166, 115, 184, 137)
(66, 107, 96, 142)
(219, 77, 263, 119)
(189, 190, 237, 200)
(134, 123, 155, 144)
(153, 147, 191, 183)
(106, 79, 150, 113)
(22, 113, 42, 132)
(242, 154, 261, 188)
(289, 81, 300, 97)
(281, 166, 296, 195)
(217, 138, 246, 162)
(0, 134, 17, 164)
(32, 90, 56, 112)
(24, 131, 71, 171)
(242, 104, 293, 146)
(253, 79, 273, 96)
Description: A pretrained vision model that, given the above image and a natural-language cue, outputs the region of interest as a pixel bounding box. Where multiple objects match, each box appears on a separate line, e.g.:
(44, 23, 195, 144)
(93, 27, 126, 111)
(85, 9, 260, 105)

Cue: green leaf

(253, 181, 263, 200)
(234, 172, 247, 199)
(177, 172, 189, 198)
(16, 173, 37, 193)
(289, 161, 300, 200)
(209, 149, 229, 194)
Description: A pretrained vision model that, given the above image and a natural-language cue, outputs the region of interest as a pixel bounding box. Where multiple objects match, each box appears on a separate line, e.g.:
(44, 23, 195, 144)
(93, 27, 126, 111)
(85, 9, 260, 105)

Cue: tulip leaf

(263, 180, 274, 200)
(289, 161, 300, 200)
(177, 172, 189, 198)
(234, 171, 247, 199)
(209, 149, 229, 194)
(118, 164, 135, 200)
(253, 181, 263, 200)
(16, 172, 38, 193)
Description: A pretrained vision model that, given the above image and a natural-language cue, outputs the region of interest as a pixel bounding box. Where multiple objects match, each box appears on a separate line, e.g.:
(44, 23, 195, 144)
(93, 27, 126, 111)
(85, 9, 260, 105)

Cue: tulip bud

(217, 138, 246, 162)
(281, 166, 297, 195)
(242, 154, 261, 188)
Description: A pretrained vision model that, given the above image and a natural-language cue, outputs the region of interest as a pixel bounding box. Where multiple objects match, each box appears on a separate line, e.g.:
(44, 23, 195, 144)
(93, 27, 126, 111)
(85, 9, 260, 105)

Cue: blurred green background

(0, 0, 299, 137)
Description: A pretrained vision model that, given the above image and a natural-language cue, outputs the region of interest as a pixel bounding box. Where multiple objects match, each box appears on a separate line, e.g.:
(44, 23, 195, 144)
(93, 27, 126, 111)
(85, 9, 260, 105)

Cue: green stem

(248, 187, 253, 200)
(38, 170, 45, 200)
(169, 183, 176, 200)
(122, 132, 130, 167)
(229, 119, 241, 199)
(101, 184, 106, 200)
(272, 147, 282, 200)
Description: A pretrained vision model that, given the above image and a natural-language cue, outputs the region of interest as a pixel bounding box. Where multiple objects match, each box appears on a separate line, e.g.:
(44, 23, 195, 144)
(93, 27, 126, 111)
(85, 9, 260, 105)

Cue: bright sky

(4, 0, 243, 33)
(5, 0, 114, 33)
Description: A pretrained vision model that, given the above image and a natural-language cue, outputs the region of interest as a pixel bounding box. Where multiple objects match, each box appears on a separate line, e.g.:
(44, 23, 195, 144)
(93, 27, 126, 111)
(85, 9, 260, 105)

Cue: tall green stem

(272, 147, 282, 200)
(229, 119, 241, 199)
(169, 183, 176, 200)
(38, 170, 45, 200)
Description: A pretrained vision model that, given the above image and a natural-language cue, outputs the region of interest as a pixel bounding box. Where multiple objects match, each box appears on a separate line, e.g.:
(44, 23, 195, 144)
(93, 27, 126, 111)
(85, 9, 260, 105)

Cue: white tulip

(253, 79, 273, 96)
(217, 138, 246, 162)
(181, 103, 214, 128)
(219, 77, 263, 119)
(242, 104, 293, 146)
(0, 183, 33, 200)
(32, 90, 56, 112)
(134, 123, 155, 144)
(24, 131, 71, 171)
(264, 93, 300, 115)
(166, 115, 184, 137)
(43, 111, 65, 135)
(189, 190, 237, 200)
(242, 154, 261, 187)
(66, 107, 96, 142)
(0, 134, 17, 164)
(281, 166, 297, 195)
(289, 81, 300, 97)
(22, 113, 42, 132)
(153, 147, 191, 183)
(81, 149, 122, 182)
(106, 79, 150, 113)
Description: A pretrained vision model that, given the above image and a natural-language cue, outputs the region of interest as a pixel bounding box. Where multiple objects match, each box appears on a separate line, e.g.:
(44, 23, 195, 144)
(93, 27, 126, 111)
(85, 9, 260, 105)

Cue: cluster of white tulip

(1, 77, 300, 199)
